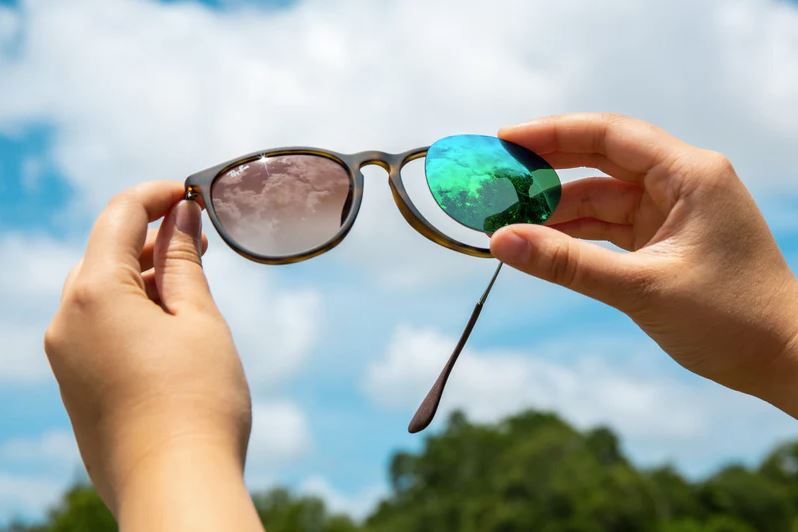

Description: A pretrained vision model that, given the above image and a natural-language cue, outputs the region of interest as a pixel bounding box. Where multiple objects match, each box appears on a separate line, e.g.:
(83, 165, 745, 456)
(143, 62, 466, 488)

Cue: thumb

(491, 224, 652, 311)
(154, 200, 215, 314)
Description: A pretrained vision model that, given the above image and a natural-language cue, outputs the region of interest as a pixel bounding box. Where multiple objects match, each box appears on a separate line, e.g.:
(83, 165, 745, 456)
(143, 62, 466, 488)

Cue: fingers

(140, 228, 209, 272)
(82, 181, 185, 280)
(154, 200, 216, 314)
(141, 269, 162, 306)
(548, 219, 636, 251)
(491, 224, 653, 310)
(499, 113, 684, 182)
(539, 152, 643, 182)
(545, 177, 643, 226)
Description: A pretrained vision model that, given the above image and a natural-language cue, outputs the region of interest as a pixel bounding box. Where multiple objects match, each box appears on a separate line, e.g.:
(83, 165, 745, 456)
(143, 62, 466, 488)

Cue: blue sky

(0, 0, 797, 523)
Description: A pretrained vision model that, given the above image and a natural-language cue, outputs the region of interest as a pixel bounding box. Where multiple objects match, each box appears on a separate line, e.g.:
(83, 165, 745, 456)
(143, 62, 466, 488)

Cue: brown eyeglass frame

(183, 146, 494, 265)
(183, 145, 504, 435)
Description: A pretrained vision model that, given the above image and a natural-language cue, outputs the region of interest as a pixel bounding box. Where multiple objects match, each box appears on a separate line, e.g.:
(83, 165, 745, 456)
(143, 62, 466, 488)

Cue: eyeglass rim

(184, 146, 494, 265)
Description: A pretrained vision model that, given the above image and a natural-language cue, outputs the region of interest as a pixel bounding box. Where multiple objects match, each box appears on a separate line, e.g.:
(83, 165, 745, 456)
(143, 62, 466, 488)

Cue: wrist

(115, 437, 261, 532)
(757, 278, 798, 417)
(86, 399, 254, 530)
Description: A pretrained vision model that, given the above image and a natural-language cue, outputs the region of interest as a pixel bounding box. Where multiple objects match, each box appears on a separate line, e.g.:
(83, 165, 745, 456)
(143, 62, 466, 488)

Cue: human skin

(491, 113, 798, 417)
(44, 182, 264, 532)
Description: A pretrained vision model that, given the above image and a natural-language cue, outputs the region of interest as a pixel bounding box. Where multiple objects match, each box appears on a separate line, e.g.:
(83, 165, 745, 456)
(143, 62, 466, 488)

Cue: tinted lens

(211, 154, 352, 257)
(425, 135, 560, 233)
(401, 157, 491, 250)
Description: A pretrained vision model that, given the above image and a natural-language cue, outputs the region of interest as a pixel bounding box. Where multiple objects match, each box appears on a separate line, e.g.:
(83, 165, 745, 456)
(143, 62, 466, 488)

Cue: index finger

(498, 113, 685, 182)
(82, 181, 185, 278)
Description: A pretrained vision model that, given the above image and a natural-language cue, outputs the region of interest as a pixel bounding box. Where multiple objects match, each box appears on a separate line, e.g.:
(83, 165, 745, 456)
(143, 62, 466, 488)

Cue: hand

(491, 113, 798, 415)
(44, 181, 263, 531)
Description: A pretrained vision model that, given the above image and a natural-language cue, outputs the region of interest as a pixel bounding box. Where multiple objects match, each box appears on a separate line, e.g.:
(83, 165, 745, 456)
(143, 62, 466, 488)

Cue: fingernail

(174, 200, 202, 253)
(500, 117, 547, 132)
(492, 228, 529, 264)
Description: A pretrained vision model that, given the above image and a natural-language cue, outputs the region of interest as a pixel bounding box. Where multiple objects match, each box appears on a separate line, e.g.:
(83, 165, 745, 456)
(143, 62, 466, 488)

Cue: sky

(0, 0, 797, 523)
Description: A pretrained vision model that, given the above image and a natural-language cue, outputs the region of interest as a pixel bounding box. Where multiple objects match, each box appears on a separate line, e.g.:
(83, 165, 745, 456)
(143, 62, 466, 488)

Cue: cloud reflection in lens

(211, 154, 352, 258)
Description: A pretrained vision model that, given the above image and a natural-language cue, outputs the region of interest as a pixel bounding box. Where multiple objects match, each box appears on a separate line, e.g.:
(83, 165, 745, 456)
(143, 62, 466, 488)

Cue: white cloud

(0, 6, 18, 50)
(0, 473, 65, 523)
(0, 429, 79, 468)
(246, 400, 312, 477)
(715, 0, 798, 140)
(0, 429, 83, 523)
(2, 0, 794, 289)
(300, 475, 386, 522)
(365, 325, 797, 476)
(0, 233, 77, 305)
(0, 233, 79, 383)
(0, 429, 83, 480)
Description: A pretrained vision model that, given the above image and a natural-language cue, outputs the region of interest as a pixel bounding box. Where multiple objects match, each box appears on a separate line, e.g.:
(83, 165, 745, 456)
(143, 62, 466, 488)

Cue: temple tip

(407, 409, 432, 434)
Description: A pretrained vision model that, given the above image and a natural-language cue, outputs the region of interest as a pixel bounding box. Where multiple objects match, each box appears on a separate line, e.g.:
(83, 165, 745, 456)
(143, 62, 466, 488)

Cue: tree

(366, 410, 660, 532)
(11, 409, 798, 532)
(17, 484, 116, 532)
(251, 487, 359, 532)
(698, 464, 794, 532)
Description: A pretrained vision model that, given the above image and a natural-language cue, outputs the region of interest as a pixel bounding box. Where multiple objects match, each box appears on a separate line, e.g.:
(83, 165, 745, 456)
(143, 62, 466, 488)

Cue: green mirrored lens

(425, 134, 561, 233)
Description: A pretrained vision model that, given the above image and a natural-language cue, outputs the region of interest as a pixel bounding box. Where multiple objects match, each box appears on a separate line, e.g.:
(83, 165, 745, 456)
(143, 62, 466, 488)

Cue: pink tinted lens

(211, 154, 352, 257)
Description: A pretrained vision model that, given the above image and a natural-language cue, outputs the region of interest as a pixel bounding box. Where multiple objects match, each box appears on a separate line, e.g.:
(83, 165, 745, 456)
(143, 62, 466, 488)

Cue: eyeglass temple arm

(407, 261, 504, 433)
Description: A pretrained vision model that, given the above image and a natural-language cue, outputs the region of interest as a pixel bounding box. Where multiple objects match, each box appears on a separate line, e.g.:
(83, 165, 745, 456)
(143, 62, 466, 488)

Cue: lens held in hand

(425, 135, 560, 234)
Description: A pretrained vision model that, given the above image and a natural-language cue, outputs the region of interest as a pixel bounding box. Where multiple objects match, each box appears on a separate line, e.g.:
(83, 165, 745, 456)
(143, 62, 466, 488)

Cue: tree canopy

(6, 409, 798, 531)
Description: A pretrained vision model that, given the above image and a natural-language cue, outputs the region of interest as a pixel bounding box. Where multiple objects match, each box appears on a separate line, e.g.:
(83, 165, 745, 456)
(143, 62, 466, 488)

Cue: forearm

(115, 440, 262, 532)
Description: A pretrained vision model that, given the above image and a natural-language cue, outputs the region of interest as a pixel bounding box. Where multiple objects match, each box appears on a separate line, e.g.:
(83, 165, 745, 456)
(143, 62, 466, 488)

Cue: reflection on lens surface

(211, 154, 352, 257)
(401, 158, 491, 250)
(425, 135, 560, 233)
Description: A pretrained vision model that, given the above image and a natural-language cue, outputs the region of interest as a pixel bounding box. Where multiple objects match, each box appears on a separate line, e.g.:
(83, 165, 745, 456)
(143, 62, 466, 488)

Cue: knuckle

(576, 193, 594, 220)
(546, 239, 580, 287)
(165, 241, 201, 266)
(704, 150, 735, 176)
(43, 320, 63, 356)
(65, 278, 105, 310)
(106, 189, 142, 215)
(107, 191, 131, 209)
(676, 149, 738, 195)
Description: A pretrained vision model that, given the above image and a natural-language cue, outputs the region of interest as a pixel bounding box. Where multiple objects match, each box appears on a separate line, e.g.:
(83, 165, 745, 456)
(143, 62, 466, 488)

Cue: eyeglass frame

(183, 146, 495, 265)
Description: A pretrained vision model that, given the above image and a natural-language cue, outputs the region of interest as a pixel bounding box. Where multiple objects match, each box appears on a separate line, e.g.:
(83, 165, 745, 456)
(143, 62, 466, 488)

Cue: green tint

(425, 135, 561, 233)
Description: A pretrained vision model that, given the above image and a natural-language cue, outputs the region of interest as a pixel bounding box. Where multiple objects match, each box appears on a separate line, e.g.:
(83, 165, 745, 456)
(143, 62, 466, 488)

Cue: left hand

(44, 181, 263, 531)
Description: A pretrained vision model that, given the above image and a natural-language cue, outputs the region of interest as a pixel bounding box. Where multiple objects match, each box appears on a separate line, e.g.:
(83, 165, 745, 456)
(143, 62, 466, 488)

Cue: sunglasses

(184, 134, 561, 433)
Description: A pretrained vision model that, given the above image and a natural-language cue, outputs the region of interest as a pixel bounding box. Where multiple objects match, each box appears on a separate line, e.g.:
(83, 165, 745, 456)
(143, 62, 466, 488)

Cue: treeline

(6, 409, 798, 531)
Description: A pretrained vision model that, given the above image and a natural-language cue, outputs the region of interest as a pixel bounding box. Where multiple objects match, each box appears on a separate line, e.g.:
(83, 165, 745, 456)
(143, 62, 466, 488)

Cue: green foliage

(698, 464, 794, 531)
(251, 487, 359, 532)
(14, 484, 117, 532)
(9, 409, 798, 532)
(5, 485, 358, 532)
(366, 411, 658, 532)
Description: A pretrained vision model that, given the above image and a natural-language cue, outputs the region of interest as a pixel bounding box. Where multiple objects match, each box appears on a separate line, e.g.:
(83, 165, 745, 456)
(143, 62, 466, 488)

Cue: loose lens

(401, 157, 491, 250)
(211, 154, 353, 257)
(425, 135, 560, 234)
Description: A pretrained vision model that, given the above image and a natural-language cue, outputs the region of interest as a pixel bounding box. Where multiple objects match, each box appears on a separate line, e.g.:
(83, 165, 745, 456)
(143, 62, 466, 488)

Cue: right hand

(491, 113, 798, 415)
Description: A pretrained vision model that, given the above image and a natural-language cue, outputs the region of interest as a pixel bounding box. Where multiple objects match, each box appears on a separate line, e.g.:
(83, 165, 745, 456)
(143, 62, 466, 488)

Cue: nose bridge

(352, 150, 402, 173)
